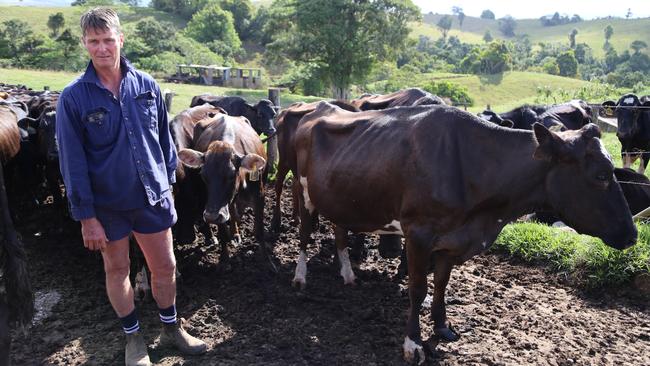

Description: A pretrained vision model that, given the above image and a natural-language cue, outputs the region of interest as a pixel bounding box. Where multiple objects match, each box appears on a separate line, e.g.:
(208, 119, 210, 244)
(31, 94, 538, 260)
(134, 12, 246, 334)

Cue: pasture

(414, 14, 650, 58)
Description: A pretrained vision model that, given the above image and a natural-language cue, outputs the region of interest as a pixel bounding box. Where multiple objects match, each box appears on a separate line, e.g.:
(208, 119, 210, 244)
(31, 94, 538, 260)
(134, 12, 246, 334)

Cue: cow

(290, 101, 636, 364)
(170, 103, 227, 245)
(603, 94, 650, 174)
(189, 94, 276, 136)
(0, 105, 33, 366)
(350, 88, 445, 111)
(176, 112, 268, 266)
(478, 105, 541, 129)
(538, 100, 592, 131)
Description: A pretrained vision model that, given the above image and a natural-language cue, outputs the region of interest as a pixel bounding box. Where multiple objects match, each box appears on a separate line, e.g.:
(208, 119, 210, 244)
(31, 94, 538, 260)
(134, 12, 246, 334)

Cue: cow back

(0, 105, 21, 163)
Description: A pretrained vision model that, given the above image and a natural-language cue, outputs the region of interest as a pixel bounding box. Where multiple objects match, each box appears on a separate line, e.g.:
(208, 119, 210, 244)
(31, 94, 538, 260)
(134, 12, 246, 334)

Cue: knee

(104, 260, 130, 280)
(150, 257, 176, 280)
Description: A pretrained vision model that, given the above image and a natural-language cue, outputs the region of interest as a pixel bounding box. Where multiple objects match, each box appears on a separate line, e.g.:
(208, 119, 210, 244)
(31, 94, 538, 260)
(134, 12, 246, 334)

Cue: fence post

(163, 89, 175, 113)
(266, 88, 282, 175)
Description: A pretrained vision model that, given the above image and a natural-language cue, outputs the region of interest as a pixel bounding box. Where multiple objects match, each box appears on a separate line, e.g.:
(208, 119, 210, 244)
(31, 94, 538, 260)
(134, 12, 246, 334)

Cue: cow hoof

(434, 324, 460, 342)
(233, 234, 242, 245)
(291, 277, 306, 290)
(403, 336, 425, 365)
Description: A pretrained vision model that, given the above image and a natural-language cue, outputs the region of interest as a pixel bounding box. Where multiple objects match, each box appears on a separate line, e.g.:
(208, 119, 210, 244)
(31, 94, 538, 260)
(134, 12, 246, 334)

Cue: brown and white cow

(291, 102, 636, 364)
(177, 112, 267, 264)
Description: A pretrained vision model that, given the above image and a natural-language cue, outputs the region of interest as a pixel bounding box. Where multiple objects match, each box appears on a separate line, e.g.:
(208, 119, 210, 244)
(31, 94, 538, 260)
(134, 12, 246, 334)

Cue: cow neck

(489, 128, 553, 219)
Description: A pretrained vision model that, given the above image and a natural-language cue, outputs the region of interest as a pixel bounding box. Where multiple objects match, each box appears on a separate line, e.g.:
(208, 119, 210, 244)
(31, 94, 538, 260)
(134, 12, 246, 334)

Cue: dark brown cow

(291, 102, 636, 363)
(177, 113, 267, 264)
(350, 88, 444, 111)
(270, 100, 360, 233)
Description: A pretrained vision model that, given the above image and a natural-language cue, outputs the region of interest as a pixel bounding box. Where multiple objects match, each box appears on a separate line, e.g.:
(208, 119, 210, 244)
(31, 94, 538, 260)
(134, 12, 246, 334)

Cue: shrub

(422, 80, 474, 106)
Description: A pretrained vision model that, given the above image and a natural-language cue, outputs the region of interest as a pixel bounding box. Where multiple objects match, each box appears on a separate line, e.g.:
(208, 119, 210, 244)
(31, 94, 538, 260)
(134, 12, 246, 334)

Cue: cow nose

(203, 207, 229, 224)
(266, 126, 276, 135)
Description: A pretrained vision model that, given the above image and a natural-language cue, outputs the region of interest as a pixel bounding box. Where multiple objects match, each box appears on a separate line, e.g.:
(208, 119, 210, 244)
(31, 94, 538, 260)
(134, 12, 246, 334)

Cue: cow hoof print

(403, 336, 425, 365)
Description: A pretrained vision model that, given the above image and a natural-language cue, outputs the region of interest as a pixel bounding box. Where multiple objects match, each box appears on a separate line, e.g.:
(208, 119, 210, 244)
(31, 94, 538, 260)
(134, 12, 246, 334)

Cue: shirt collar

(80, 56, 133, 85)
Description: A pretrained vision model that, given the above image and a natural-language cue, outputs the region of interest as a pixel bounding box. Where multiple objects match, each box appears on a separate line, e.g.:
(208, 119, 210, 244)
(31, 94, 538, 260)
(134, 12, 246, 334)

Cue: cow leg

(639, 153, 650, 175)
(290, 176, 301, 225)
(348, 233, 367, 262)
(430, 253, 459, 342)
(292, 178, 317, 289)
(0, 299, 10, 366)
(133, 265, 151, 303)
(270, 164, 289, 233)
(197, 221, 216, 247)
(403, 228, 433, 364)
(216, 222, 232, 262)
(334, 226, 356, 285)
(622, 150, 631, 169)
(395, 246, 409, 281)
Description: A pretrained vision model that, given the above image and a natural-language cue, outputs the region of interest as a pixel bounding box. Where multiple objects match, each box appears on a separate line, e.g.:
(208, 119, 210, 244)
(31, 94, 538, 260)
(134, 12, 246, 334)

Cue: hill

(0, 5, 186, 34)
(415, 14, 650, 58)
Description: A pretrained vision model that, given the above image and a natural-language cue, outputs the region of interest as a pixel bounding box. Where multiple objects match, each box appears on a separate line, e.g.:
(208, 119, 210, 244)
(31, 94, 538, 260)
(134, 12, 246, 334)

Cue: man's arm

(56, 93, 96, 220)
(155, 84, 178, 186)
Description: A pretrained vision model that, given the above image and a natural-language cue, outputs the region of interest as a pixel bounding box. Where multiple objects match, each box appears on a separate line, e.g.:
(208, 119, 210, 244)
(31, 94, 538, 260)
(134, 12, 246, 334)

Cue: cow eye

(596, 173, 609, 182)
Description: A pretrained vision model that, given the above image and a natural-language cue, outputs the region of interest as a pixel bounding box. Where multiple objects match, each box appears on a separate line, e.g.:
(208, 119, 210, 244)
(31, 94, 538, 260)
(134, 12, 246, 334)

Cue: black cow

(177, 113, 268, 264)
(538, 100, 592, 131)
(603, 94, 650, 174)
(189, 94, 276, 136)
(291, 102, 636, 364)
(478, 105, 545, 129)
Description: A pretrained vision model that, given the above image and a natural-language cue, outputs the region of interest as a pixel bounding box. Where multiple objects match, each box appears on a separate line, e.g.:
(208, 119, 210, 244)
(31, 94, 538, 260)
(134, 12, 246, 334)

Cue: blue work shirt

(56, 57, 177, 221)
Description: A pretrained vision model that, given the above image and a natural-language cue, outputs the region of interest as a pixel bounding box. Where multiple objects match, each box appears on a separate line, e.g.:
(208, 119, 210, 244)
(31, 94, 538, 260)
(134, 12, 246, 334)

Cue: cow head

(253, 99, 277, 136)
(478, 110, 514, 128)
(178, 141, 265, 224)
(607, 94, 650, 141)
(533, 122, 637, 250)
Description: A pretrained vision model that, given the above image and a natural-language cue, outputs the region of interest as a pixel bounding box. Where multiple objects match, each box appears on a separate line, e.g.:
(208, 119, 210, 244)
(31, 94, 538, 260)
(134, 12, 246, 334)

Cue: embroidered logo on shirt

(84, 107, 109, 125)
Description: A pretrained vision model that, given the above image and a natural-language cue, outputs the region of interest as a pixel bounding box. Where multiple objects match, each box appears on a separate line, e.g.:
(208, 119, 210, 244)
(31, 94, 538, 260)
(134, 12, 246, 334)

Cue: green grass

(493, 222, 650, 287)
(0, 67, 322, 115)
(415, 15, 650, 58)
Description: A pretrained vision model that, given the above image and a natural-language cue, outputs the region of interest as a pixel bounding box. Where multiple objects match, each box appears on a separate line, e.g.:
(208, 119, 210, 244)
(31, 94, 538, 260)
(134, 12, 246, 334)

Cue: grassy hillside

(0, 5, 186, 34)
(415, 14, 650, 58)
(0, 67, 321, 115)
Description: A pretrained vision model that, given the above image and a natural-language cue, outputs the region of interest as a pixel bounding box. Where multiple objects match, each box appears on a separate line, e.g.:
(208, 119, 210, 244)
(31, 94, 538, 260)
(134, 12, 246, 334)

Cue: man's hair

(80, 7, 121, 37)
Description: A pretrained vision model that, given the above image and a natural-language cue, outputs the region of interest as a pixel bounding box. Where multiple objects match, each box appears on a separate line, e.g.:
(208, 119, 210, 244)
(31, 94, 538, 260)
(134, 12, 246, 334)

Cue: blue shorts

(95, 195, 178, 241)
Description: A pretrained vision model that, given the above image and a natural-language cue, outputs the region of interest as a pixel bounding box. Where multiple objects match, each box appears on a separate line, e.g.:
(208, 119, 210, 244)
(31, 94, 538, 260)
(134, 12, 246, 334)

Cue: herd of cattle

(1, 84, 649, 364)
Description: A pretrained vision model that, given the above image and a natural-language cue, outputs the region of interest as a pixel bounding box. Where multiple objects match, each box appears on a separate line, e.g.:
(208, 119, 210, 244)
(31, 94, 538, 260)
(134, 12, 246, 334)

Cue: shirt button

(125, 117, 129, 121)
(137, 160, 141, 164)
(132, 146, 136, 150)
(128, 130, 133, 135)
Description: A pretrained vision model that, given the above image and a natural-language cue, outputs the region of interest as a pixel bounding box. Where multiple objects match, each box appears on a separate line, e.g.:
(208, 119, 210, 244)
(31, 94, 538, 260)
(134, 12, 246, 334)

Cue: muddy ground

(9, 184, 650, 365)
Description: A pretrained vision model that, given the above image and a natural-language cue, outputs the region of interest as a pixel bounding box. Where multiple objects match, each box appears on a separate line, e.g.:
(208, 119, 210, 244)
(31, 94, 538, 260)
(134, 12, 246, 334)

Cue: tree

(184, 4, 241, 57)
(574, 43, 591, 63)
(47, 12, 65, 38)
(119, 0, 140, 5)
(480, 9, 495, 20)
(437, 15, 453, 40)
(557, 50, 578, 76)
(458, 12, 466, 28)
(569, 28, 578, 48)
(498, 16, 516, 37)
(630, 40, 647, 55)
(626, 8, 632, 19)
(266, 0, 420, 99)
(483, 30, 493, 43)
(135, 18, 176, 56)
(604, 24, 614, 44)
(479, 41, 511, 73)
(219, 0, 253, 41)
(0, 19, 36, 65)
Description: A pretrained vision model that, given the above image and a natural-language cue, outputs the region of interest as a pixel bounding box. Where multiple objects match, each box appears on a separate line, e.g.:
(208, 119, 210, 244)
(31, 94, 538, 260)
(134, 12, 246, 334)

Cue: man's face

(82, 26, 123, 71)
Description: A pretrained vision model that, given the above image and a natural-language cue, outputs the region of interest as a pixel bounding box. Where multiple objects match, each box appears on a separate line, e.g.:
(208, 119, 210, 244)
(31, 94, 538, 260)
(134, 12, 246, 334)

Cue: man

(56, 8, 206, 365)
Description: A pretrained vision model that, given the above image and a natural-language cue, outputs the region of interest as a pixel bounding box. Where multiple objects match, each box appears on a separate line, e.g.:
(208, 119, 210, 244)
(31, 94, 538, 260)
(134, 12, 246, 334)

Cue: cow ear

(178, 149, 205, 169)
(533, 123, 565, 161)
(239, 153, 266, 172)
(17, 117, 36, 130)
(601, 100, 616, 117)
(580, 123, 601, 140)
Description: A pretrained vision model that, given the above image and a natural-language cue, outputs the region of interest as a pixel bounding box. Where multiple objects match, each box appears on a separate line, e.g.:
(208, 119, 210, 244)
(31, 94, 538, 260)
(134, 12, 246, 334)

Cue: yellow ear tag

(249, 163, 260, 181)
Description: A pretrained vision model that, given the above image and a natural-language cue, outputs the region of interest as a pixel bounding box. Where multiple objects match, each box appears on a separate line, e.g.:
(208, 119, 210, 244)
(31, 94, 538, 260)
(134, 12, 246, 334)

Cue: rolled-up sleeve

(155, 85, 177, 185)
(56, 94, 96, 220)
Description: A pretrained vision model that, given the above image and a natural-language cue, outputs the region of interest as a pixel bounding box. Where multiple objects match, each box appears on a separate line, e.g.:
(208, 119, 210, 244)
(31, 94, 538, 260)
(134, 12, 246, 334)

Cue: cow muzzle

(203, 206, 230, 224)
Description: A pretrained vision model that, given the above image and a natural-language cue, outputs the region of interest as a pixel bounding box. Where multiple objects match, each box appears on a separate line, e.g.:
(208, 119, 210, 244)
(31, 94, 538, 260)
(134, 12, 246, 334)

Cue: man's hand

(80, 217, 109, 251)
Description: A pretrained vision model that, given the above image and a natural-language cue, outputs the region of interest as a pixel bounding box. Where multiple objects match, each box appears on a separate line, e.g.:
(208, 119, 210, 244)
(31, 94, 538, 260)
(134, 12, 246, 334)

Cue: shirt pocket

(135, 90, 159, 133)
(82, 107, 115, 147)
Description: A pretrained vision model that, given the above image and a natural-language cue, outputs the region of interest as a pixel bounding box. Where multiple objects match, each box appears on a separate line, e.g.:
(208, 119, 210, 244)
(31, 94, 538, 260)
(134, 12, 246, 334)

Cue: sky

(412, 0, 650, 20)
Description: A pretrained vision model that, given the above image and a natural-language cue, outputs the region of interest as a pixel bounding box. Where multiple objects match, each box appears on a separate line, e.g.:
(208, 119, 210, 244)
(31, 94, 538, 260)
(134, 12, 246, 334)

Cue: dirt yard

(10, 186, 650, 365)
